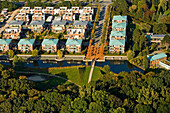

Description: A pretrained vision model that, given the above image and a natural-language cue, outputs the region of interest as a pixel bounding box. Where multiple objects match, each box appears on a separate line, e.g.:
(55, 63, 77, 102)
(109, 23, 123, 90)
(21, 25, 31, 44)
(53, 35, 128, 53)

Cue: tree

(133, 43, 140, 52)
(139, 23, 151, 33)
(143, 55, 148, 69)
(12, 55, 24, 66)
(137, 8, 144, 19)
(103, 65, 110, 73)
(86, 40, 92, 59)
(57, 50, 63, 59)
(134, 104, 153, 113)
(32, 48, 38, 57)
(158, 0, 167, 12)
(1, 70, 10, 78)
(0, 64, 4, 72)
(161, 35, 170, 50)
(127, 50, 135, 60)
(98, 44, 104, 59)
(139, 33, 147, 51)
(150, 4, 156, 12)
(8, 50, 14, 58)
(153, 23, 167, 34)
(133, 29, 141, 43)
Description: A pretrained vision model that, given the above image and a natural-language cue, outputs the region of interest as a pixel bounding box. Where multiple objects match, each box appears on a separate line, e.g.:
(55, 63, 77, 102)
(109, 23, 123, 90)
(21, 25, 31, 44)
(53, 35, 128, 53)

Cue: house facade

(79, 13, 92, 21)
(110, 31, 126, 40)
(59, 7, 68, 15)
(15, 13, 29, 22)
(112, 15, 128, 24)
(3, 27, 21, 39)
(0, 39, 12, 52)
(109, 15, 127, 53)
(66, 39, 82, 53)
(20, 7, 30, 14)
(112, 22, 127, 31)
(51, 20, 67, 33)
(71, 7, 79, 14)
(34, 7, 43, 14)
(63, 13, 75, 21)
(64, 21, 89, 39)
(18, 39, 35, 52)
(1, 8, 8, 15)
(80, 7, 94, 15)
(28, 21, 45, 32)
(42, 39, 59, 52)
(44, 7, 54, 15)
(147, 53, 167, 67)
(151, 34, 170, 44)
(32, 13, 45, 21)
(109, 40, 125, 53)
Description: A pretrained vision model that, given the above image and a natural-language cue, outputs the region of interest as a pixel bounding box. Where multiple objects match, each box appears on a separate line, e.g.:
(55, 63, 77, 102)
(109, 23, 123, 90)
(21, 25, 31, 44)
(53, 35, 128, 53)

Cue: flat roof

(30, 21, 45, 25)
(52, 20, 67, 25)
(73, 21, 88, 26)
(9, 20, 24, 26)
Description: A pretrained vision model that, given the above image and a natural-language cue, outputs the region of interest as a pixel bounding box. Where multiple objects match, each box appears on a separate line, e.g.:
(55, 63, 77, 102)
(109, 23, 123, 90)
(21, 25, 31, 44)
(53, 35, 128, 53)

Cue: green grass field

(91, 66, 103, 81)
(49, 66, 91, 86)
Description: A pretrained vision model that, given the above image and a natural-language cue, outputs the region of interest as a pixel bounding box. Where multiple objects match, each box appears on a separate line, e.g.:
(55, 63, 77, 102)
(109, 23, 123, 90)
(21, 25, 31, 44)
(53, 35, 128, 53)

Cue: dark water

(0, 60, 143, 74)
(95, 60, 144, 74)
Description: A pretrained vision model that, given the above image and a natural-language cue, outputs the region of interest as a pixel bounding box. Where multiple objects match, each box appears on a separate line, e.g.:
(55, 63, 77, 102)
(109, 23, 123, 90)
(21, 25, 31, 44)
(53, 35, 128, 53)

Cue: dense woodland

(0, 64, 169, 112)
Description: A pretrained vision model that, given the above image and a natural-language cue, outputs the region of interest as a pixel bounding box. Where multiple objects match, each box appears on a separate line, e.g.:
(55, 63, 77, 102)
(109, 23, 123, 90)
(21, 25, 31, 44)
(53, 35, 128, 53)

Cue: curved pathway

(16, 71, 81, 87)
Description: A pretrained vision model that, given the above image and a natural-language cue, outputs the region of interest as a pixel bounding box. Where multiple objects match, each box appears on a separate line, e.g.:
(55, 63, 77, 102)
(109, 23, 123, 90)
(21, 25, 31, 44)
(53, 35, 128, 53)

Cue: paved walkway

(16, 71, 81, 87)
(88, 60, 95, 83)
(0, 9, 19, 34)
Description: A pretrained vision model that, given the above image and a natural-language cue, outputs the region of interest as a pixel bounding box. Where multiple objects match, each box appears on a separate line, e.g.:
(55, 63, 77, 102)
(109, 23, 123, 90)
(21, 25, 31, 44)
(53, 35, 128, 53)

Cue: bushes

(101, 5, 111, 44)
(95, 4, 100, 23)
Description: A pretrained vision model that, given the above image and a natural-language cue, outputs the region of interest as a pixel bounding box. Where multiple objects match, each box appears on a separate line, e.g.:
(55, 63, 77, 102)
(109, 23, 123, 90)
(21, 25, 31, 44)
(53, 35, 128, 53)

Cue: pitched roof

(0, 39, 12, 45)
(18, 39, 35, 45)
(66, 39, 82, 46)
(42, 39, 59, 45)
(110, 31, 126, 37)
(9, 20, 24, 26)
(73, 21, 88, 26)
(112, 15, 127, 20)
(109, 40, 125, 46)
(148, 53, 167, 61)
(52, 20, 67, 25)
(151, 34, 170, 38)
(30, 21, 45, 25)
(112, 22, 126, 28)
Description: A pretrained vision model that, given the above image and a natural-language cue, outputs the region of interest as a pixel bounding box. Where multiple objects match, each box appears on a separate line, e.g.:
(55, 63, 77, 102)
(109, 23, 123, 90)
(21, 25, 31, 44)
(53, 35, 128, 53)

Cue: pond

(0, 60, 144, 74)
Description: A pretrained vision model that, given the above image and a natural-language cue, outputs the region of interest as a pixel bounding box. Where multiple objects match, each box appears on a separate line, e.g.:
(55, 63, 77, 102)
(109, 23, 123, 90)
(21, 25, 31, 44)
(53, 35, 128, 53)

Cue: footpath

(88, 60, 95, 83)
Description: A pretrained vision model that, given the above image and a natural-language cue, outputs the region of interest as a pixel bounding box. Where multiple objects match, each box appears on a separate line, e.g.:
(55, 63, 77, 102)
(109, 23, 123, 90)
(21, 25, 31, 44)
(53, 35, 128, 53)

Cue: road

(93, 0, 111, 46)
(94, 6, 106, 46)
(0, 9, 19, 34)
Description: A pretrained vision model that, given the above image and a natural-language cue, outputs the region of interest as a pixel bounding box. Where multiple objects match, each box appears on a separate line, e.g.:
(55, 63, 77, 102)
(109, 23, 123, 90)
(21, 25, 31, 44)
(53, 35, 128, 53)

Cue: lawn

(91, 66, 103, 81)
(49, 66, 91, 86)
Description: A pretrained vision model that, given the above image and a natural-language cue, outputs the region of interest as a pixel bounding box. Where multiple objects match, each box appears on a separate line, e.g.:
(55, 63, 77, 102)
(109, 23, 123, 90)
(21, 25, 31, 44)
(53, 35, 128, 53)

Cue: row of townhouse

(19, 7, 93, 16)
(109, 15, 128, 53)
(0, 38, 82, 53)
(2, 20, 90, 39)
(16, 11, 92, 22)
(16, 7, 93, 22)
